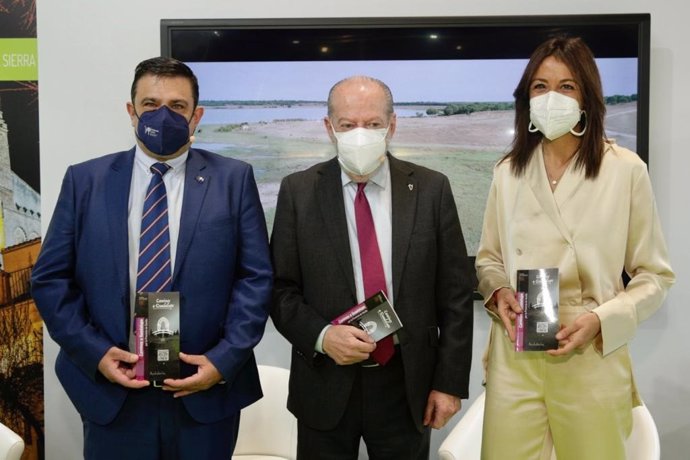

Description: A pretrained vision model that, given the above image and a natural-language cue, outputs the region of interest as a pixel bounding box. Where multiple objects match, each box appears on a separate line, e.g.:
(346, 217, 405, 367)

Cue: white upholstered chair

(438, 392, 485, 460)
(623, 402, 661, 460)
(0, 422, 24, 460)
(232, 365, 297, 460)
(438, 391, 661, 460)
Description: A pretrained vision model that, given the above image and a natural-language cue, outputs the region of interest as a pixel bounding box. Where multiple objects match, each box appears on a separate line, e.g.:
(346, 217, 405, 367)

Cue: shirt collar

(134, 144, 188, 175)
(340, 156, 390, 190)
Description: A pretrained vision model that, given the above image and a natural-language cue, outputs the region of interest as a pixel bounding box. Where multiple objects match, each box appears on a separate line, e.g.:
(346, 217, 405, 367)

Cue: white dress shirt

(316, 158, 393, 353)
(341, 157, 394, 305)
(128, 146, 187, 348)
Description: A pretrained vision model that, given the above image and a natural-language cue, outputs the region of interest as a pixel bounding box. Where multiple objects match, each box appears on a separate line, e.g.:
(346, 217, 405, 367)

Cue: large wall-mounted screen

(161, 15, 650, 257)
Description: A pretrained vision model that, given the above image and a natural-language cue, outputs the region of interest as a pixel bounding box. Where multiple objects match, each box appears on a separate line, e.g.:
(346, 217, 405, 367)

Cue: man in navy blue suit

(31, 57, 273, 459)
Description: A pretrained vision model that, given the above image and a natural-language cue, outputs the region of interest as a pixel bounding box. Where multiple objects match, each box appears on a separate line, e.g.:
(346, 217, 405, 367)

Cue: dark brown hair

(503, 36, 607, 178)
(130, 57, 199, 107)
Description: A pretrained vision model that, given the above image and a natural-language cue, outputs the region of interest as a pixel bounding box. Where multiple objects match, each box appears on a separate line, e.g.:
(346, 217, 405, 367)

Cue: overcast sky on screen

(189, 58, 638, 103)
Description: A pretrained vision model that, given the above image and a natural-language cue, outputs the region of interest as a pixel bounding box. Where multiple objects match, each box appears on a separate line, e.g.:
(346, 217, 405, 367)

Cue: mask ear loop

(570, 110, 587, 137)
(528, 121, 540, 134)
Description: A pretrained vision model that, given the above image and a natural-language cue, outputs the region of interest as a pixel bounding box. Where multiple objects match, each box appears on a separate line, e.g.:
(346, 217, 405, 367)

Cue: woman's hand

(547, 311, 601, 356)
(492, 287, 523, 342)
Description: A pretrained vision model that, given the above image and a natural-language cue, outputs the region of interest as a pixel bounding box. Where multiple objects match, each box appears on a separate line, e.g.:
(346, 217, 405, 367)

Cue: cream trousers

(481, 306, 634, 460)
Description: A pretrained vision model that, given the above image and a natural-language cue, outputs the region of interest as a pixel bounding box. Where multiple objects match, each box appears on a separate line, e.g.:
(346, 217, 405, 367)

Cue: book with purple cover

(515, 291, 525, 352)
(515, 268, 559, 351)
(331, 291, 403, 342)
(134, 293, 149, 380)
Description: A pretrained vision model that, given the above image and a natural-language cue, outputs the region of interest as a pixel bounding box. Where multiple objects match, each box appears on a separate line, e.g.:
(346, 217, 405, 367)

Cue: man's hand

(162, 352, 223, 398)
(423, 390, 461, 429)
(492, 287, 522, 342)
(323, 325, 376, 365)
(97, 346, 150, 389)
(547, 312, 602, 357)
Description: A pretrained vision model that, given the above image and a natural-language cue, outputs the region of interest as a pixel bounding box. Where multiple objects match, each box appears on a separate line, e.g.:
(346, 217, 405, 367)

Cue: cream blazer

(476, 142, 675, 356)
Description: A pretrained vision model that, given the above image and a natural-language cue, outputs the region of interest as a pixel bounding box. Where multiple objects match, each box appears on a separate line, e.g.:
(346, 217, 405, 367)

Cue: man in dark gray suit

(270, 75, 474, 459)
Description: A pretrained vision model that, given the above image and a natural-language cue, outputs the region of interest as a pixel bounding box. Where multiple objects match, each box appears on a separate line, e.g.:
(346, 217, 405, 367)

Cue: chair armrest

(0, 422, 25, 460)
(438, 392, 485, 460)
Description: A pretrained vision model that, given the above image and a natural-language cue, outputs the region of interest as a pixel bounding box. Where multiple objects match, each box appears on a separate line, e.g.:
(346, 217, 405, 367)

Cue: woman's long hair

(503, 36, 607, 179)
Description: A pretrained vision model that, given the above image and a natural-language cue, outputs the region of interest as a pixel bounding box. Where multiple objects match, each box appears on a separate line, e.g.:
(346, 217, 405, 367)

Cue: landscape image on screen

(187, 58, 637, 255)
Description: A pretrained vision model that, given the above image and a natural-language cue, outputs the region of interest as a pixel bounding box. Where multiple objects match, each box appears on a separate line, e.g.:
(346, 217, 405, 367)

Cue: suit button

(516, 248, 522, 255)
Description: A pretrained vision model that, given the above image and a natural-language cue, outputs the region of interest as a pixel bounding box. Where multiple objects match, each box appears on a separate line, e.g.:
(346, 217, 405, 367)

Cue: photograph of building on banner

(0, 1, 44, 459)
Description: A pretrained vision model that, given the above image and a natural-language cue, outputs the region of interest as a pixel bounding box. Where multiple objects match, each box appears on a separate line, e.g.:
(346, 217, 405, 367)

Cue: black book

(134, 291, 180, 383)
(515, 268, 559, 351)
(331, 291, 403, 342)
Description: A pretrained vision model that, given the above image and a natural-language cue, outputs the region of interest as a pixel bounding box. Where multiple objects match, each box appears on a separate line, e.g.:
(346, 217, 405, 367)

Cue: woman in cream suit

(475, 36, 675, 460)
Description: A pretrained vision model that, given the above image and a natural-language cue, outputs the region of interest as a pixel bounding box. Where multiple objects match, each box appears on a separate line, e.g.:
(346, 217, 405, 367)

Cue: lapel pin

(408, 184, 414, 191)
(196, 175, 205, 184)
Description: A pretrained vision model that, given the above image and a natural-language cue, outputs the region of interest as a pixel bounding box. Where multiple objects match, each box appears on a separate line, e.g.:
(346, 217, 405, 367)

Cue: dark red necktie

(355, 182, 395, 365)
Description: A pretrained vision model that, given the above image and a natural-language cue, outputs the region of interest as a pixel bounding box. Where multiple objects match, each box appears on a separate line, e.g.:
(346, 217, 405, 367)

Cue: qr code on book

(157, 349, 170, 362)
(536, 322, 549, 333)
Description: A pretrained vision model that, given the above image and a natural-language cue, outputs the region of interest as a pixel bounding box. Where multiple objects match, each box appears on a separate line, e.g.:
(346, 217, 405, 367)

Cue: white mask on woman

(333, 127, 388, 176)
(529, 91, 585, 140)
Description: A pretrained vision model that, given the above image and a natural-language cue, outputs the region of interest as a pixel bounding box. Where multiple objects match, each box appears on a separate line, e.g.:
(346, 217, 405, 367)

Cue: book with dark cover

(134, 291, 181, 382)
(331, 291, 403, 342)
(515, 268, 559, 351)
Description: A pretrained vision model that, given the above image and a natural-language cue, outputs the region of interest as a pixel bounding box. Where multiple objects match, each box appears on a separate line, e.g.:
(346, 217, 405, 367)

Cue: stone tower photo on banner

(0, 1, 44, 459)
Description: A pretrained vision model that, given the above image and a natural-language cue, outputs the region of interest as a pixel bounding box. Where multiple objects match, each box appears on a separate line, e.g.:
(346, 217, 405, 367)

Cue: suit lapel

(526, 145, 573, 242)
(106, 149, 135, 296)
(389, 156, 417, 303)
(173, 149, 209, 284)
(317, 158, 356, 299)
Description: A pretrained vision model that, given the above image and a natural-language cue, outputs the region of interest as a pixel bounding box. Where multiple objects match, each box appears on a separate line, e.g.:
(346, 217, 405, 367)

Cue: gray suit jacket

(270, 154, 474, 431)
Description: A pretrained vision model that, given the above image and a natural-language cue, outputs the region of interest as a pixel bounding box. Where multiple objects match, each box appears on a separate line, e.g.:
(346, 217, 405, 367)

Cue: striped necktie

(136, 162, 172, 292)
(355, 182, 395, 365)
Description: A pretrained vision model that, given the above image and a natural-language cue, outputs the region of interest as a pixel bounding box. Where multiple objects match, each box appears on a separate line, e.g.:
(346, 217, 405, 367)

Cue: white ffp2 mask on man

(333, 127, 388, 176)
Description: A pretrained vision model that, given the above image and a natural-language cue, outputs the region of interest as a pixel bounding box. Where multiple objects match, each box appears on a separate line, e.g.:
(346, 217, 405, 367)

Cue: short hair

(130, 57, 199, 107)
(327, 75, 394, 118)
(504, 36, 607, 179)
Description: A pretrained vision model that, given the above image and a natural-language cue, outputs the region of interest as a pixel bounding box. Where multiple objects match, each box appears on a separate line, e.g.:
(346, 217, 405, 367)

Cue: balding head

(323, 76, 397, 181)
(324, 76, 397, 143)
(327, 76, 394, 119)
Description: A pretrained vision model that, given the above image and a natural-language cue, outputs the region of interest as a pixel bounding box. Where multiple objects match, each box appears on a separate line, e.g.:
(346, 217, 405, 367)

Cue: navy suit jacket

(31, 147, 272, 425)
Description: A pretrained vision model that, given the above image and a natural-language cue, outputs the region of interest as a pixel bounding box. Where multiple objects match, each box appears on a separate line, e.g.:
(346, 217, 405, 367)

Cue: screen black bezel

(161, 14, 650, 163)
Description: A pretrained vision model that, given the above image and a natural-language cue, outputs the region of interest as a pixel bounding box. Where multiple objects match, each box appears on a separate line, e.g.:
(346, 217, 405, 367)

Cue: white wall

(36, 1, 690, 458)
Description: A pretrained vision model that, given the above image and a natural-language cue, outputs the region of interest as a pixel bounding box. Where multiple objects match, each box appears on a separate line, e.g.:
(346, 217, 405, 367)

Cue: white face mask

(333, 127, 388, 176)
(529, 91, 585, 140)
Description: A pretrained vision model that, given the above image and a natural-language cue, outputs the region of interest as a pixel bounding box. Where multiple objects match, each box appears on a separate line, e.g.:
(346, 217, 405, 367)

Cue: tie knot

(151, 162, 171, 177)
(356, 182, 367, 194)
